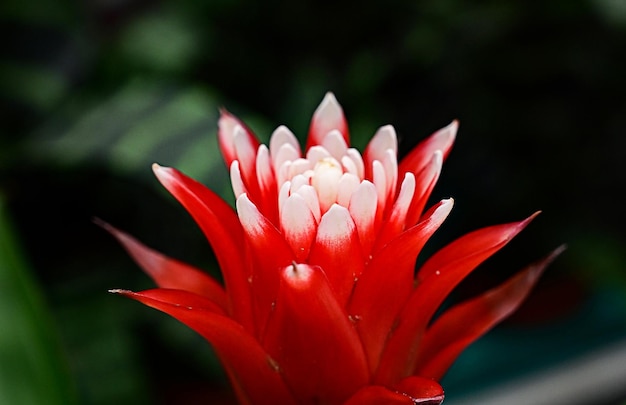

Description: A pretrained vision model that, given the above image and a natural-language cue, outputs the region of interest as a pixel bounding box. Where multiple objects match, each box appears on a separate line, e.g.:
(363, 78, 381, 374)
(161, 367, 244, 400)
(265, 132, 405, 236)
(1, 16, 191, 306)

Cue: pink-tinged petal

(321, 129, 349, 161)
(306, 144, 331, 163)
(336, 172, 361, 207)
(289, 171, 310, 190)
(152, 164, 253, 331)
(376, 212, 539, 385)
(292, 184, 321, 223)
(364, 125, 398, 165)
(414, 245, 565, 379)
(218, 108, 260, 168)
(341, 155, 359, 177)
(307, 92, 349, 150)
(348, 180, 378, 257)
(233, 125, 262, 201)
(98, 220, 228, 311)
(280, 194, 317, 261)
(270, 125, 301, 167)
(346, 148, 365, 180)
(349, 199, 453, 373)
(404, 151, 443, 227)
(236, 194, 295, 335)
(112, 289, 296, 405)
(372, 172, 416, 252)
(273, 149, 301, 182)
(262, 264, 369, 405)
(308, 205, 364, 305)
(343, 376, 444, 405)
(398, 120, 457, 177)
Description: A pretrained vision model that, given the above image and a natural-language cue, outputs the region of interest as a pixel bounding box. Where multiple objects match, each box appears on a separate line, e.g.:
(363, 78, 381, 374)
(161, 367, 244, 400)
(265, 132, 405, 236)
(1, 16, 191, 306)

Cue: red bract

(106, 93, 563, 405)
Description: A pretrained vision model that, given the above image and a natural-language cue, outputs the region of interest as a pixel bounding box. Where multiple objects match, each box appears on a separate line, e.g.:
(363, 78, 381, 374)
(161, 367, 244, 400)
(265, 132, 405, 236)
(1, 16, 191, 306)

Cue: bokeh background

(2, 0, 626, 404)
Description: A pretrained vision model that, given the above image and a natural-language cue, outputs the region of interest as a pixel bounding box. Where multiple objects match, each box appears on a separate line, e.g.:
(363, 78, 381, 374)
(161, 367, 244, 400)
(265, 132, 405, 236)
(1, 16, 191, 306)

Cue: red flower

(105, 93, 562, 404)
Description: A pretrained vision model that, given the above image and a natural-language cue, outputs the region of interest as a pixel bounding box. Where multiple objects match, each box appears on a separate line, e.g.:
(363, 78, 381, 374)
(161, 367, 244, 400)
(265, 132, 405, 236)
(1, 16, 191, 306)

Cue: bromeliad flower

(105, 93, 562, 405)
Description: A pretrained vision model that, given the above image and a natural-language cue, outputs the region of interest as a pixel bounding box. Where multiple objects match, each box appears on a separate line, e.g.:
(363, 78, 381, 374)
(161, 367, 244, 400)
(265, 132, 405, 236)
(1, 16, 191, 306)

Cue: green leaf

(0, 194, 77, 405)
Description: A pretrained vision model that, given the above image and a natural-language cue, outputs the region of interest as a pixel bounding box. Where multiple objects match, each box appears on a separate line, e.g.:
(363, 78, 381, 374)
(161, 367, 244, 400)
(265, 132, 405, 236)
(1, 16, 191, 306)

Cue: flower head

(106, 93, 562, 404)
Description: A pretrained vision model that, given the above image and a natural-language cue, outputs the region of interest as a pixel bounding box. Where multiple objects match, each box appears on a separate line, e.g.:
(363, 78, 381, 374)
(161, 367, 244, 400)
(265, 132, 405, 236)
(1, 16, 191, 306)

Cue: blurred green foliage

(1, 0, 626, 403)
(0, 195, 76, 405)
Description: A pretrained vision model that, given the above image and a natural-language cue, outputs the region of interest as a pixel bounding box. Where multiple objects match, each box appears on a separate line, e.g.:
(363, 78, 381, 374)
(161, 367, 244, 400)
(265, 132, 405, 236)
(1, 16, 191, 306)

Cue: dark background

(1, 0, 625, 404)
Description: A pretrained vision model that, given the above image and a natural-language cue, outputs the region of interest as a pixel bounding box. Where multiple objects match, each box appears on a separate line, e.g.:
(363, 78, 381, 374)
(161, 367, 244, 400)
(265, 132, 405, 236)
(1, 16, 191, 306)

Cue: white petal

(346, 148, 365, 180)
(316, 204, 355, 247)
(321, 129, 349, 161)
(292, 184, 321, 223)
(236, 193, 263, 237)
(277, 160, 292, 188)
(312, 92, 343, 134)
(255, 145, 273, 195)
(234, 125, 257, 167)
(274, 143, 300, 175)
(367, 125, 398, 158)
(348, 180, 378, 253)
(287, 158, 312, 179)
(312, 158, 343, 213)
(230, 160, 246, 198)
(341, 155, 358, 177)
(278, 181, 291, 216)
(280, 194, 317, 261)
(270, 125, 300, 162)
(381, 148, 398, 199)
(389, 172, 416, 226)
(414, 150, 443, 202)
(371, 160, 388, 212)
(336, 173, 360, 207)
(290, 174, 310, 192)
(306, 145, 331, 164)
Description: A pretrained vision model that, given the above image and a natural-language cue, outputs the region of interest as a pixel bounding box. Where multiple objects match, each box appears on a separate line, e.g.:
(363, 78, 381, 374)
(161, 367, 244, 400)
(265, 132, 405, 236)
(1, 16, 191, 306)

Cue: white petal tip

(446, 120, 459, 138)
(315, 92, 342, 119)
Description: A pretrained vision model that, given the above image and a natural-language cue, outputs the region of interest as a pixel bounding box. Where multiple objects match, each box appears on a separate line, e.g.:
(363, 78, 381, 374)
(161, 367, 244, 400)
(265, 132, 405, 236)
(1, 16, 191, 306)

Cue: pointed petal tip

(447, 119, 459, 135)
(525, 210, 542, 224)
(438, 120, 458, 146)
(152, 163, 176, 185)
(152, 162, 168, 175)
(315, 92, 342, 117)
(439, 197, 455, 210)
(322, 91, 338, 104)
(545, 243, 567, 263)
(218, 107, 239, 121)
(91, 216, 109, 229)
